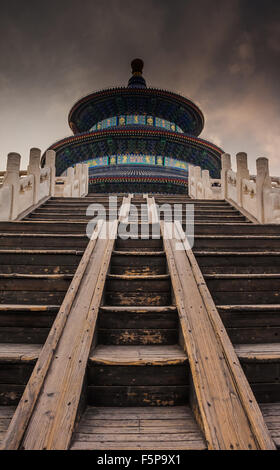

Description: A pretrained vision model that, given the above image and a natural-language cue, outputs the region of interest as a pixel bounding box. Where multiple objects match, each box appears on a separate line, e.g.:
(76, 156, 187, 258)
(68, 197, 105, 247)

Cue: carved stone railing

(189, 153, 280, 224)
(0, 149, 89, 221)
(188, 164, 223, 200)
(54, 163, 88, 198)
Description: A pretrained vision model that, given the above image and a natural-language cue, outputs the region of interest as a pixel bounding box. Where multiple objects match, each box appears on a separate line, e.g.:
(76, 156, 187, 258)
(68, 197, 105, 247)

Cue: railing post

(3, 153, 21, 220)
(236, 152, 250, 207)
(75, 163, 83, 197)
(67, 167, 74, 197)
(256, 157, 271, 223)
(194, 166, 201, 199)
(188, 165, 193, 197)
(27, 148, 41, 204)
(83, 163, 89, 196)
(45, 150, 56, 197)
(202, 170, 210, 199)
(221, 153, 231, 199)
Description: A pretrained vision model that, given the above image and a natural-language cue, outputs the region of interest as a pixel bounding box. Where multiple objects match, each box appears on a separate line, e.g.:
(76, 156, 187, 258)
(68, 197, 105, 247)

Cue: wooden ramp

(0, 194, 278, 450)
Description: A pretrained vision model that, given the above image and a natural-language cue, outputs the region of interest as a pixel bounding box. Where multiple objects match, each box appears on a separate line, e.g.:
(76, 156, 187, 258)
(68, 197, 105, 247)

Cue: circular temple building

(43, 59, 224, 194)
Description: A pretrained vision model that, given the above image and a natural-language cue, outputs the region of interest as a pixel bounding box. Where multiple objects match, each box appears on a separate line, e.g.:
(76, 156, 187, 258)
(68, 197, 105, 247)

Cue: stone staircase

(0, 194, 279, 450)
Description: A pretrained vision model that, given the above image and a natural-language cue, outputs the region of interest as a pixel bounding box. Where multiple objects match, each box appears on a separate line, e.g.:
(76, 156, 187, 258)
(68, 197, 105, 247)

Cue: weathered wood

(238, 362, 280, 384)
(0, 291, 68, 305)
(98, 328, 177, 345)
(20, 226, 117, 449)
(98, 308, 178, 329)
(0, 234, 88, 250)
(0, 220, 103, 450)
(110, 252, 166, 275)
(0, 385, 26, 406)
(0, 344, 41, 363)
(0, 221, 89, 233)
(79, 406, 195, 418)
(196, 252, 280, 274)
(250, 383, 280, 403)
(88, 364, 188, 385)
(161, 219, 276, 450)
(70, 441, 205, 450)
(70, 405, 206, 451)
(99, 306, 177, 313)
(88, 385, 189, 406)
(211, 291, 280, 305)
(0, 327, 50, 344)
(3, 198, 131, 450)
(260, 403, 280, 448)
(0, 364, 34, 385)
(0, 304, 59, 312)
(112, 250, 165, 256)
(193, 235, 280, 251)
(235, 343, 280, 362)
(116, 238, 162, 251)
(89, 345, 187, 365)
(227, 327, 280, 344)
(105, 292, 171, 306)
(217, 305, 280, 328)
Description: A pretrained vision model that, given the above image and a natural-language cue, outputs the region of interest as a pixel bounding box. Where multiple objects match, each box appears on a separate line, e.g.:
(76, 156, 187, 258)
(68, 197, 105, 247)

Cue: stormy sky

(0, 0, 279, 175)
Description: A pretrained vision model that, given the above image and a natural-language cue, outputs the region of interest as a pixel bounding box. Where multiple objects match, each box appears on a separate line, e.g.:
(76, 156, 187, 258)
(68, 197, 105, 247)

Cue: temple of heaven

(43, 59, 224, 194)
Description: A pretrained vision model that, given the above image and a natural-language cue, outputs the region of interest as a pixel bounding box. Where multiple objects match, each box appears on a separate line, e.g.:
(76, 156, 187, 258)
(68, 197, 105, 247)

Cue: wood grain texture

(235, 343, 280, 362)
(0, 219, 103, 450)
(70, 406, 206, 450)
(4, 197, 131, 450)
(0, 407, 16, 446)
(89, 344, 187, 365)
(161, 219, 275, 450)
(260, 403, 280, 448)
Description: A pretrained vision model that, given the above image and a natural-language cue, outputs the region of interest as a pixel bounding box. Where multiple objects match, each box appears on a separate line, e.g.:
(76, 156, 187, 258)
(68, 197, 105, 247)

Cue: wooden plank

(0, 219, 103, 450)
(88, 385, 189, 406)
(112, 250, 165, 256)
(72, 432, 202, 442)
(235, 343, 280, 362)
(161, 219, 276, 450)
(0, 344, 41, 363)
(20, 222, 118, 449)
(70, 403, 206, 450)
(99, 306, 177, 313)
(3, 197, 131, 450)
(89, 344, 187, 365)
(98, 328, 177, 345)
(98, 311, 177, 330)
(70, 440, 205, 450)
(0, 407, 16, 445)
(238, 362, 280, 384)
(0, 364, 34, 385)
(0, 291, 68, 305)
(88, 364, 188, 385)
(250, 383, 280, 403)
(217, 305, 280, 328)
(0, 385, 26, 405)
(0, 305, 60, 311)
(0, 327, 50, 344)
(81, 406, 193, 418)
(105, 292, 171, 306)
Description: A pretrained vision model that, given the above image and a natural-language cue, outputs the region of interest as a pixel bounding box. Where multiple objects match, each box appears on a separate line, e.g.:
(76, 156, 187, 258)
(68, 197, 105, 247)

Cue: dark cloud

(0, 0, 279, 174)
